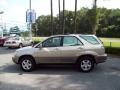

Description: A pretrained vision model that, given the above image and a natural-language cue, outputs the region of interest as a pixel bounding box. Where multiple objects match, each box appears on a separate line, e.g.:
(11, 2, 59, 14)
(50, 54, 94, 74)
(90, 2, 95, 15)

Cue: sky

(0, 0, 120, 30)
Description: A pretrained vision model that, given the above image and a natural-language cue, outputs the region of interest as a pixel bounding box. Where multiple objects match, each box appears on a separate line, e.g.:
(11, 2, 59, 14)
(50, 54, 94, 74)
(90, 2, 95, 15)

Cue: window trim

(80, 35, 100, 45)
(42, 36, 62, 48)
(62, 36, 83, 47)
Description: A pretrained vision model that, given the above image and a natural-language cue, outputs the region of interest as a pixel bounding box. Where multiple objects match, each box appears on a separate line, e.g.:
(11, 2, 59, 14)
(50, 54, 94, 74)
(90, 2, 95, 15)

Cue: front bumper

(95, 54, 107, 64)
(12, 56, 19, 64)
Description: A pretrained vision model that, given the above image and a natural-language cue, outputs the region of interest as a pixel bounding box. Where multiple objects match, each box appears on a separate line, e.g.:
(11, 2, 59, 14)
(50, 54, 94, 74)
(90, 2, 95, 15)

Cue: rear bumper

(95, 54, 107, 64)
(4, 44, 19, 47)
(0, 42, 4, 46)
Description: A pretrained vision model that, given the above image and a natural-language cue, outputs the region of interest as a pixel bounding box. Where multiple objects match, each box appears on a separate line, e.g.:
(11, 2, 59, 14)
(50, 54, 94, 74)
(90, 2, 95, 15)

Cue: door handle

(54, 48, 59, 50)
(77, 47, 83, 50)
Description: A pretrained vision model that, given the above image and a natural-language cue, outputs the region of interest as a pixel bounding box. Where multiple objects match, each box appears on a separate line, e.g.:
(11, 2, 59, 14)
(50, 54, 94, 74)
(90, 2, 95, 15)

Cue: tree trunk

(50, 0, 53, 35)
(58, 0, 61, 33)
(74, 0, 77, 34)
(92, 0, 97, 35)
(62, 0, 65, 34)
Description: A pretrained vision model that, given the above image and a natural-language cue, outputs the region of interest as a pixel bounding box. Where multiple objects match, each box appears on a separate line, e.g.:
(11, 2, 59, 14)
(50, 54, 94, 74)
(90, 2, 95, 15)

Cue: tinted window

(63, 36, 82, 46)
(80, 36, 100, 44)
(9, 37, 20, 40)
(42, 37, 61, 47)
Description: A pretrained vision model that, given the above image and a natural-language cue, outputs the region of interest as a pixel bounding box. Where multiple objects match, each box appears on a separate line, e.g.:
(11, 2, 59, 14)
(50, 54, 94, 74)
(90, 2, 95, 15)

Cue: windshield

(9, 37, 20, 40)
(80, 35, 100, 45)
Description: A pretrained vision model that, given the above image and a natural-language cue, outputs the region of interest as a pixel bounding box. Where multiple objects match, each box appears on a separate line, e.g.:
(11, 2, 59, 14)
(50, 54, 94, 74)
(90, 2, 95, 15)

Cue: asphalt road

(0, 47, 120, 90)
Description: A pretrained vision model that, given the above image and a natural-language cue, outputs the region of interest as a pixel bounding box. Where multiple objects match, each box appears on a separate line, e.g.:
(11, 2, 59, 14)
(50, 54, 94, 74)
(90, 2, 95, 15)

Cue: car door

(59, 36, 84, 63)
(37, 36, 62, 63)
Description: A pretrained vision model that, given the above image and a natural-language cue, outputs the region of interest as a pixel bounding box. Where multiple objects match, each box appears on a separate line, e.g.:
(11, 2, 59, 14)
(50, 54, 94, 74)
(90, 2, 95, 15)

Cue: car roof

(49, 34, 95, 37)
(49, 34, 77, 38)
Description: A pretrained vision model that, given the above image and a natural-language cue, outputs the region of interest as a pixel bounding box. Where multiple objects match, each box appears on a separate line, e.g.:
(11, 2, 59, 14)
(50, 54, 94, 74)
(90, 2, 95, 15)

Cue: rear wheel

(77, 56, 94, 72)
(8, 47, 12, 49)
(20, 56, 36, 72)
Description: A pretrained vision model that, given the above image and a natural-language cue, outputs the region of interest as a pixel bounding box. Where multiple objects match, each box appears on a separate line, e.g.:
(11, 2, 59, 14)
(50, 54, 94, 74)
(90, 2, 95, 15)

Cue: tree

(62, 0, 65, 34)
(32, 8, 120, 38)
(92, 0, 98, 34)
(50, 0, 53, 35)
(74, 0, 77, 33)
(58, 0, 61, 31)
(83, 0, 98, 34)
(9, 26, 21, 36)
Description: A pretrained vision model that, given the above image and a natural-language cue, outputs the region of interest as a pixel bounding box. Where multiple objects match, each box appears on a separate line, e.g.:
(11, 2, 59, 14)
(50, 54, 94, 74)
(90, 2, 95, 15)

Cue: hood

(16, 46, 38, 55)
(6, 39, 19, 42)
(17, 46, 32, 51)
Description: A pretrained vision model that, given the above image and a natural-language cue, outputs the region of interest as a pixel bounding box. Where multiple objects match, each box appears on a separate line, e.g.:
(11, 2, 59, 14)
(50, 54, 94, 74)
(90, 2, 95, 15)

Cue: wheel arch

(18, 55, 36, 64)
(76, 54, 96, 64)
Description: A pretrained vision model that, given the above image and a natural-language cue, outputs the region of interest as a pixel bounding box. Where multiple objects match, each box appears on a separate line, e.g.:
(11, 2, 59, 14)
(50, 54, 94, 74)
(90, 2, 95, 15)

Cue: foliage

(105, 47, 120, 55)
(9, 26, 20, 35)
(32, 8, 120, 38)
(32, 37, 45, 44)
(21, 31, 29, 37)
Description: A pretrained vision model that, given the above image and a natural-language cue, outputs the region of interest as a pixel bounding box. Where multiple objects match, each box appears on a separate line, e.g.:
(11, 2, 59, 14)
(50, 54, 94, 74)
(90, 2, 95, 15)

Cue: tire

(8, 47, 11, 49)
(20, 56, 36, 72)
(19, 43, 23, 48)
(77, 56, 94, 72)
(8, 47, 13, 49)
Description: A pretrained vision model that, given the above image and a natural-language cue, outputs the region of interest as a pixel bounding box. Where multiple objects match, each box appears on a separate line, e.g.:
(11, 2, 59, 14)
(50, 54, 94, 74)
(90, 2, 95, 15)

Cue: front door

(37, 36, 62, 63)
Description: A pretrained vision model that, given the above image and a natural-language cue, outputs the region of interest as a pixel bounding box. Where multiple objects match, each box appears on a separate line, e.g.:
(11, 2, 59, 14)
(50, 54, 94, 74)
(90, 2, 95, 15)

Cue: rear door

(59, 36, 84, 63)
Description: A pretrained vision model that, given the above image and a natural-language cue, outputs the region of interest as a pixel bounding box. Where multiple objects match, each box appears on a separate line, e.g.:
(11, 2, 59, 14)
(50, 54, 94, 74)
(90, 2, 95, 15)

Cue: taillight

(12, 41, 16, 44)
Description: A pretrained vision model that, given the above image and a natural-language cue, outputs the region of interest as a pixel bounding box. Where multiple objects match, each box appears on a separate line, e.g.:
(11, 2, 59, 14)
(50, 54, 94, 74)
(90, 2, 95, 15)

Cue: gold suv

(12, 34, 107, 72)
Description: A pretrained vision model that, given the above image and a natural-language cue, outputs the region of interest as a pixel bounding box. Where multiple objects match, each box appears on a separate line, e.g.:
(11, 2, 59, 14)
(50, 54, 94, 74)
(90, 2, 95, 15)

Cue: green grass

(32, 37, 45, 42)
(32, 37, 46, 44)
(102, 42, 120, 48)
(100, 38, 120, 48)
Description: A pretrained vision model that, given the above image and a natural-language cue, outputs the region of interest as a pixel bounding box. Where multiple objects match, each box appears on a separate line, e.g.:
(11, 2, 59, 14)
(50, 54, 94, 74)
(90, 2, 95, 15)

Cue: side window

(63, 36, 82, 46)
(42, 37, 61, 47)
(80, 36, 100, 44)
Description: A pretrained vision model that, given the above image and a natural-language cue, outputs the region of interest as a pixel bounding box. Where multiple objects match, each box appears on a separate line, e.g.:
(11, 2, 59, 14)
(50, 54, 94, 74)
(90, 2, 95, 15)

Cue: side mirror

(39, 44, 42, 49)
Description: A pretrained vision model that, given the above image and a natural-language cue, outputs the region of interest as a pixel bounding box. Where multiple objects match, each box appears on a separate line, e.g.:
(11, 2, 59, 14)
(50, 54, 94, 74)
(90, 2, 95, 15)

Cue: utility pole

(29, 0, 32, 39)
(74, 0, 77, 34)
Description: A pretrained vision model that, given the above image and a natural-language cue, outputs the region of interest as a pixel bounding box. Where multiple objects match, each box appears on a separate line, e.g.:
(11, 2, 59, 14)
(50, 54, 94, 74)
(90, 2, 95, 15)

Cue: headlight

(14, 51, 19, 56)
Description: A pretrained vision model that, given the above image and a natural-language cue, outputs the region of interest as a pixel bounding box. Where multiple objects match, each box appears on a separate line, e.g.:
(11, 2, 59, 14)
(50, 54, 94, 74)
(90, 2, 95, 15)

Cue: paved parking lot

(0, 47, 120, 90)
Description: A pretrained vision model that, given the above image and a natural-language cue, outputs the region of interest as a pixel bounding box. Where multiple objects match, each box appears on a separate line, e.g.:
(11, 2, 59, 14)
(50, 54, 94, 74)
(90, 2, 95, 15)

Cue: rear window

(80, 35, 100, 44)
(9, 37, 20, 40)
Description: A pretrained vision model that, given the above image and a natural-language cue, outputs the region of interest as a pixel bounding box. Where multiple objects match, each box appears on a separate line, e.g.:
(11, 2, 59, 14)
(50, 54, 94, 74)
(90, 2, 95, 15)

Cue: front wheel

(77, 56, 94, 72)
(20, 56, 36, 72)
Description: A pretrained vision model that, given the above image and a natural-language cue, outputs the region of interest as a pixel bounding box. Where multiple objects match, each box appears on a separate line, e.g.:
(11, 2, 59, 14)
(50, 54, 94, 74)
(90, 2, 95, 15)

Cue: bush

(32, 37, 45, 44)
(105, 47, 120, 55)
(33, 39, 41, 44)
